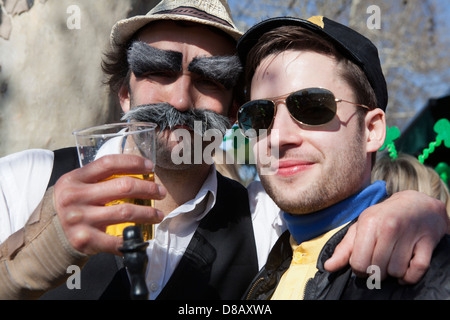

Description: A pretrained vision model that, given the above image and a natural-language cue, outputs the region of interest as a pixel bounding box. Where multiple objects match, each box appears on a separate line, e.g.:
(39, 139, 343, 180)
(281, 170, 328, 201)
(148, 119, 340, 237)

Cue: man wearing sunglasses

(239, 16, 450, 299)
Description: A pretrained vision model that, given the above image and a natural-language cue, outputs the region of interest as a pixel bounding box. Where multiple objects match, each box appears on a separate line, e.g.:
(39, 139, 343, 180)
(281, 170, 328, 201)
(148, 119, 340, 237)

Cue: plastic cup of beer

(73, 122, 157, 241)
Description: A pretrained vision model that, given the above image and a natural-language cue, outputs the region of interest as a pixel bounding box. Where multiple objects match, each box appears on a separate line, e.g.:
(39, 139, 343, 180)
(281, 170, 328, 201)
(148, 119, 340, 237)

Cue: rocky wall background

(0, 0, 158, 157)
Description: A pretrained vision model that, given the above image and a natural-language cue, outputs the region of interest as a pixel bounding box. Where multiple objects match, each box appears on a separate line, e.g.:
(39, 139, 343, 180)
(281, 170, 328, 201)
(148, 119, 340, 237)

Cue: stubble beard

(259, 137, 367, 215)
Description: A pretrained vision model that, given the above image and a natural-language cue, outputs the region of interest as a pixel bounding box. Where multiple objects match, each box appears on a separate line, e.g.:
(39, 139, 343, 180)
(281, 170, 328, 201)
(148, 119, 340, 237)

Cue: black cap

(237, 16, 388, 111)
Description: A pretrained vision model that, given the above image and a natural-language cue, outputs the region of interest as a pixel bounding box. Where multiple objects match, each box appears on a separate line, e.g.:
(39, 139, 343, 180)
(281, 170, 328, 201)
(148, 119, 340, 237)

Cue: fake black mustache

(121, 103, 231, 136)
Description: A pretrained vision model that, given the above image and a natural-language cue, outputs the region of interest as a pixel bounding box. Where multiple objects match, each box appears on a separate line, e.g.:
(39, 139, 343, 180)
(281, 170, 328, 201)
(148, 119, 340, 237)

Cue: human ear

(118, 83, 131, 113)
(365, 109, 386, 153)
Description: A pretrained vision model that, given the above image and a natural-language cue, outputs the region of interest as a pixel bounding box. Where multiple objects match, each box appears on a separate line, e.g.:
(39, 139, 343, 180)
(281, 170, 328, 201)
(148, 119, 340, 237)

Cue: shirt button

(293, 251, 306, 264)
(149, 282, 159, 292)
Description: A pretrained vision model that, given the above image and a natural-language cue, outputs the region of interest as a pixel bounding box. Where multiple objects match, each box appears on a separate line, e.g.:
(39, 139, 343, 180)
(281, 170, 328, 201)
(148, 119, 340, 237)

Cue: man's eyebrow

(188, 55, 243, 90)
(127, 41, 182, 77)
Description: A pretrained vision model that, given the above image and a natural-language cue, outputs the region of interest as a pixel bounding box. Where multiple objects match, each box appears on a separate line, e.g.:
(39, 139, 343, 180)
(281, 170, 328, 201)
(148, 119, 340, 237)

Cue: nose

(168, 75, 194, 112)
(269, 103, 303, 150)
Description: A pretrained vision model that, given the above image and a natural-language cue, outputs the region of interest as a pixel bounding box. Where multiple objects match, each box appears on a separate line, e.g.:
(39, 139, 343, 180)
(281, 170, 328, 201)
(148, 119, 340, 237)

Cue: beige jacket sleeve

(0, 188, 88, 300)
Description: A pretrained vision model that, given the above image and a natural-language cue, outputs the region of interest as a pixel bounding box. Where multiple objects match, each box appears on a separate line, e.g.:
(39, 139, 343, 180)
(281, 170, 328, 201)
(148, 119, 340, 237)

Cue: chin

(261, 175, 332, 215)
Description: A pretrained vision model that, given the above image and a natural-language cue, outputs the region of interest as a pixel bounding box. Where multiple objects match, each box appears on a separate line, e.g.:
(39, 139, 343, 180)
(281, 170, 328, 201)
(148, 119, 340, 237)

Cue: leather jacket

(244, 221, 450, 300)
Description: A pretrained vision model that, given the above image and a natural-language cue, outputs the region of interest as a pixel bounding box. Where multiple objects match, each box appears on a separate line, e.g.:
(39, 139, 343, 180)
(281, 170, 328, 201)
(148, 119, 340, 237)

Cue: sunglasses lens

(286, 89, 337, 125)
(238, 100, 275, 138)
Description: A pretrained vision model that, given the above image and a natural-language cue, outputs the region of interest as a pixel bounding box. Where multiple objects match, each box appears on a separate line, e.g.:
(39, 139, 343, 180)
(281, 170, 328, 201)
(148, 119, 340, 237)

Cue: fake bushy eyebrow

(127, 41, 182, 77)
(188, 55, 243, 90)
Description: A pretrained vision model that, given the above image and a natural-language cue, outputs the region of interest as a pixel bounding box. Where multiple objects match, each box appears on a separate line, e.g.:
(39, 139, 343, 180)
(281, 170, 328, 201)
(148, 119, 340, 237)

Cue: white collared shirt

(145, 165, 217, 298)
(248, 180, 286, 269)
(0, 149, 54, 242)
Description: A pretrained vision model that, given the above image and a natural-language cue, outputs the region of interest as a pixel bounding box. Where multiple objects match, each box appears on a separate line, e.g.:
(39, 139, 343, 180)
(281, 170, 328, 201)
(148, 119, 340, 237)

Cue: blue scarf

(283, 181, 388, 244)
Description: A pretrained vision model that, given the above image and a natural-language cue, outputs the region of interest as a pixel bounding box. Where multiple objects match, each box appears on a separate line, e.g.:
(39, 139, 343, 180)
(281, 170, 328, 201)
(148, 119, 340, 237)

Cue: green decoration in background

(378, 120, 450, 186)
(418, 118, 450, 164)
(379, 125, 400, 160)
(435, 162, 449, 187)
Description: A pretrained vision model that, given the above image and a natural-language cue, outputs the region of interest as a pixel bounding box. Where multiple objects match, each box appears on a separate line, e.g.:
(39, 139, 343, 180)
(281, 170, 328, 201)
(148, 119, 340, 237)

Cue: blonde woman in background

(373, 153, 450, 232)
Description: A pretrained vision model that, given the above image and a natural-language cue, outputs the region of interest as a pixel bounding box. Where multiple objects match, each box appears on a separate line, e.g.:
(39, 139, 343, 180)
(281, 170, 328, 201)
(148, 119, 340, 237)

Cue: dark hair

(101, 39, 132, 97)
(244, 26, 377, 110)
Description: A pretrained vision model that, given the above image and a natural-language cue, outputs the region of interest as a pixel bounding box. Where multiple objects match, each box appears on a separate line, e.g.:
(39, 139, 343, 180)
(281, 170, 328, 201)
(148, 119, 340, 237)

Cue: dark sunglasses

(237, 87, 371, 138)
